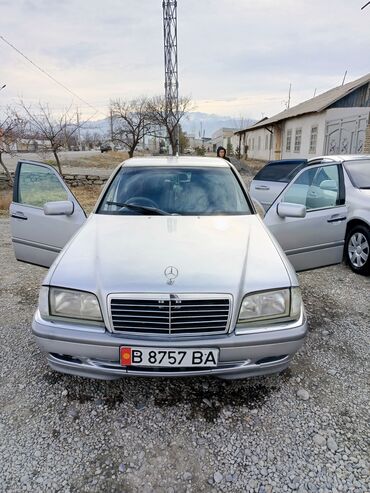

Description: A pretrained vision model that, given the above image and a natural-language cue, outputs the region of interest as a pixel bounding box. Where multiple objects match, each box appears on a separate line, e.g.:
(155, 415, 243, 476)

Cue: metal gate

(325, 114, 369, 155)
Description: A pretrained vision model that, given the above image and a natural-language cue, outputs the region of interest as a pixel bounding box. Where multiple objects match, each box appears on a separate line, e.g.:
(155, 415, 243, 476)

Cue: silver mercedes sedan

(10, 156, 307, 380)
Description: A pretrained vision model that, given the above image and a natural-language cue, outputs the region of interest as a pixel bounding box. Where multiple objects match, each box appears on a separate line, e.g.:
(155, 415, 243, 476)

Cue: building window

(309, 125, 318, 154)
(258, 136, 261, 150)
(294, 128, 302, 153)
(286, 129, 292, 152)
(265, 134, 269, 150)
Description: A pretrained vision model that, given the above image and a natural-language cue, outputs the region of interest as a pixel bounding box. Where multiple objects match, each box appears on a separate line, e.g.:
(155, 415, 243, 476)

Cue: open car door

(264, 162, 348, 271)
(10, 160, 86, 268)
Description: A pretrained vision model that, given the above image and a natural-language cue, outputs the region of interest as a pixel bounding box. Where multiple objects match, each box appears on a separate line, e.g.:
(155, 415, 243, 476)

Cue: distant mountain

(80, 112, 255, 138)
(181, 112, 255, 137)
(80, 118, 110, 137)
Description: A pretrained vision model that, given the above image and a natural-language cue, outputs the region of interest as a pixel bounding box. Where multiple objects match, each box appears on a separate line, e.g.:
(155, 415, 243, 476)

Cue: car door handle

(255, 186, 270, 190)
(327, 216, 347, 223)
(11, 212, 28, 221)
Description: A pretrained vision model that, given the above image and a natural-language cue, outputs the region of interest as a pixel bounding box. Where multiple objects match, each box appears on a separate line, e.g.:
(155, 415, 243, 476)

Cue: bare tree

(110, 97, 152, 158)
(178, 125, 189, 154)
(0, 108, 25, 184)
(146, 95, 193, 155)
(83, 130, 102, 150)
(19, 101, 84, 174)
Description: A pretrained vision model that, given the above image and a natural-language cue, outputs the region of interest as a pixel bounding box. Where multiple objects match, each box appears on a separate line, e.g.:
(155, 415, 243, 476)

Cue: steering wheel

(125, 196, 159, 208)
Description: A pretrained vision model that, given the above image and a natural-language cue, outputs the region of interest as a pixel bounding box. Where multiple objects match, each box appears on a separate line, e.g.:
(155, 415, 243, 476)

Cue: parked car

(100, 143, 112, 153)
(10, 157, 307, 380)
(260, 155, 370, 275)
(250, 159, 308, 210)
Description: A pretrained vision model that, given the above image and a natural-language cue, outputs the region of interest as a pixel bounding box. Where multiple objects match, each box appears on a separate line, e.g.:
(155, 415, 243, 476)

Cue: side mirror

(44, 200, 74, 216)
(252, 198, 265, 218)
(277, 202, 306, 218)
(320, 180, 338, 191)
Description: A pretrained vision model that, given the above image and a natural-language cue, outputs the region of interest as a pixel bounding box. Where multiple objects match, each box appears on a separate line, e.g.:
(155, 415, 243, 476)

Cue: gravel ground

(0, 170, 369, 492)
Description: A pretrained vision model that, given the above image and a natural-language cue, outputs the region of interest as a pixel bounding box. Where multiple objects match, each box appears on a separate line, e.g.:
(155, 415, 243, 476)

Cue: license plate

(120, 347, 219, 367)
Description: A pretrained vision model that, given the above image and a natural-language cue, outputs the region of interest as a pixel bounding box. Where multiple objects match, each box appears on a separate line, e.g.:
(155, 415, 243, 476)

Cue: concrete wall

(281, 112, 327, 159)
(326, 107, 370, 120)
(364, 123, 370, 154)
(243, 127, 274, 161)
(0, 173, 109, 190)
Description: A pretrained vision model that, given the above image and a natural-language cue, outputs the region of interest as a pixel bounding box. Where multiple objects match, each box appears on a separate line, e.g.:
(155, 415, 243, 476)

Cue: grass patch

(72, 186, 102, 214)
(60, 151, 130, 170)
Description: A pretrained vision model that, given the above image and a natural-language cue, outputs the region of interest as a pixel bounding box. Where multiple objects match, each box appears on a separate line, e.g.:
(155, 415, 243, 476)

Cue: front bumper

(32, 309, 307, 380)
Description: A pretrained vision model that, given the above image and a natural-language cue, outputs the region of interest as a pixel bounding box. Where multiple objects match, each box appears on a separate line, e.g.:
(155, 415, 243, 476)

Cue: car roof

(266, 159, 307, 164)
(122, 156, 229, 168)
(308, 154, 370, 164)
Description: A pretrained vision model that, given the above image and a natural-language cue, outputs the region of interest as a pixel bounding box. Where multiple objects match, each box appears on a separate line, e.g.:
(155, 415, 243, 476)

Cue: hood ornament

(164, 266, 178, 285)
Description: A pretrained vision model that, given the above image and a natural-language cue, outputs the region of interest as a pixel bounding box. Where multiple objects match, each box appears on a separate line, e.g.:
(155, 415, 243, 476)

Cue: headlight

(290, 287, 302, 320)
(49, 287, 103, 321)
(238, 287, 302, 324)
(39, 286, 50, 318)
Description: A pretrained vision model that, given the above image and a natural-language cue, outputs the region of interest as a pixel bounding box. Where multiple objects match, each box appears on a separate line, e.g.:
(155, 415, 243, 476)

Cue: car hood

(49, 214, 292, 299)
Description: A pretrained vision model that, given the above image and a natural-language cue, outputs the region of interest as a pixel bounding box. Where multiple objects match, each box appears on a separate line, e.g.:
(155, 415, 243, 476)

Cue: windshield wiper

(106, 201, 171, 215)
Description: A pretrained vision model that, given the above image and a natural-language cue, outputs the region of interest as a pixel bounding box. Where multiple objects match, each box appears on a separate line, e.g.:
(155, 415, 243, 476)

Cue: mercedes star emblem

(164, 266, 178, 285)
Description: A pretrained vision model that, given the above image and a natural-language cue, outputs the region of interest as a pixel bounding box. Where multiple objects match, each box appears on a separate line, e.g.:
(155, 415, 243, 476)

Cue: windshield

(97, 166, 252, 215)
(344, 160, 370, 189)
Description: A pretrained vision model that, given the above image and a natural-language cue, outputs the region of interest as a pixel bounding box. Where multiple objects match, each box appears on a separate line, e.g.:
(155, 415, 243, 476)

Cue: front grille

(110, 296, 231, 336)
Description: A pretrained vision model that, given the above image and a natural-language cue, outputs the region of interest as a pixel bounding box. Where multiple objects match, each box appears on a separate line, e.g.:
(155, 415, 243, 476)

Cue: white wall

(281, 113, 326, 159)
(281, 108, 370, 158)
(243, 107, 370, 161)
(326, 107, 370, 120)
(244, 127, 274, 161)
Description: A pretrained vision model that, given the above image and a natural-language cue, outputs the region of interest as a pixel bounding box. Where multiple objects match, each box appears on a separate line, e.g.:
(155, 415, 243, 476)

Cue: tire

(345, 225, 370, 275)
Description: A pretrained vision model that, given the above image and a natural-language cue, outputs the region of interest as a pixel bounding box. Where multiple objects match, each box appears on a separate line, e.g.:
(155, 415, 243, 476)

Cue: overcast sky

(0, 0, 369, 120)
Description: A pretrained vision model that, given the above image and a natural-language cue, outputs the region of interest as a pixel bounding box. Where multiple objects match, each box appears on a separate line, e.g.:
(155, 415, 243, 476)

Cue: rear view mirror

(277, 202, 306, 218)
(320, 180, 338, 191)
(44, 201, 74, 216)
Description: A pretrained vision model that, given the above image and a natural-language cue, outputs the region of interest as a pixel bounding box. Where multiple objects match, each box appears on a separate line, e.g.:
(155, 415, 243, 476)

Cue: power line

(0, 34, 105, 117)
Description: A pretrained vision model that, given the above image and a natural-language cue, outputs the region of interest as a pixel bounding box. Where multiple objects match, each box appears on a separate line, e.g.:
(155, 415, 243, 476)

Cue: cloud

(0, 0, 369, 119)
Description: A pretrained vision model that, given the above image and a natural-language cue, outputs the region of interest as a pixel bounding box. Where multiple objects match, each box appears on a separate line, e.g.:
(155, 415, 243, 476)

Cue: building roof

(237, 73, 370, 133)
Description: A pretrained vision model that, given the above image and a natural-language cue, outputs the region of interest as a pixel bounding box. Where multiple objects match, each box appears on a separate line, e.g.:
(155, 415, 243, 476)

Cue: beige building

(210, 127, 239, 153)
(235, 73, 370, 161)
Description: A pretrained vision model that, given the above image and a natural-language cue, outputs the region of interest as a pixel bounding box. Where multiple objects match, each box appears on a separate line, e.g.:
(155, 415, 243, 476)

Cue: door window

(282, 165, 340, 210)
(17, 163, 68, 207)
(254, 161, 306, 183)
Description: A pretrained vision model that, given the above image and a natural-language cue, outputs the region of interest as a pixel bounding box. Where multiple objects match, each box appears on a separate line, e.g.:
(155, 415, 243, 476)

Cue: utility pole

(163, 0, 179, 155)
(110, 108, 114, 143)
(76, 107, 82, 151)
(287, 83, 292, 109)
(64, 113, 68, 150)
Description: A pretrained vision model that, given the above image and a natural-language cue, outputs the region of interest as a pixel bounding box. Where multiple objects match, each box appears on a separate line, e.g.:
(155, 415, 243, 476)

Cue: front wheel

(345, 225, 370, 275)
